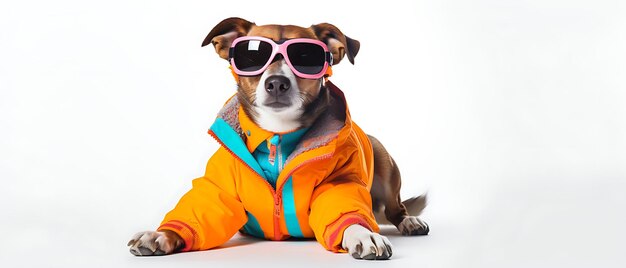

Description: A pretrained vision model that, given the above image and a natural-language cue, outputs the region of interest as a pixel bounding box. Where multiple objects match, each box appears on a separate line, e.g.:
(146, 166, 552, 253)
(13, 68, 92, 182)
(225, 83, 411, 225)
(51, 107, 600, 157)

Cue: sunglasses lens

(287, 43, 326, 75)
(233, 40, 273, 72)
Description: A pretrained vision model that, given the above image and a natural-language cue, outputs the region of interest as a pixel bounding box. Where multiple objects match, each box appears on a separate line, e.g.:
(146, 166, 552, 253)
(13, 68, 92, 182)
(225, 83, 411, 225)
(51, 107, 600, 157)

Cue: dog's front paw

(342, 224, 392, 260)
(398, 216, 429, 236)
(127, 231, 181, 256)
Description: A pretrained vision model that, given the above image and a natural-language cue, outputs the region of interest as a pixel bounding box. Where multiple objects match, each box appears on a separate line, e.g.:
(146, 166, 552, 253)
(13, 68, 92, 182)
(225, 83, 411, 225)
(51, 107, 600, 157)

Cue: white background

(1, 0, 625, 267)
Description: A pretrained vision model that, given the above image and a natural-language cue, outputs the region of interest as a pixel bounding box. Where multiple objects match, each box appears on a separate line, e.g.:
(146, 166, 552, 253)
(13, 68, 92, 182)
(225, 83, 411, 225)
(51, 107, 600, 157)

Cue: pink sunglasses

(228, 36, 333, 79)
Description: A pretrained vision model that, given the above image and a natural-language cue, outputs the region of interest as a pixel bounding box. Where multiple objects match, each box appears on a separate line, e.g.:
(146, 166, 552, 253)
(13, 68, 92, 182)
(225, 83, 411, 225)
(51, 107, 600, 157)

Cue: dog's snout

(265, 75, 291, 96)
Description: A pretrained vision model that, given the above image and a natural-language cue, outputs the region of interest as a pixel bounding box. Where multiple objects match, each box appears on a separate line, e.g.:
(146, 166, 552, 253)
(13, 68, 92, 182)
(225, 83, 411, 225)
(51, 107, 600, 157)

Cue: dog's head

(202, 17, 359, 132)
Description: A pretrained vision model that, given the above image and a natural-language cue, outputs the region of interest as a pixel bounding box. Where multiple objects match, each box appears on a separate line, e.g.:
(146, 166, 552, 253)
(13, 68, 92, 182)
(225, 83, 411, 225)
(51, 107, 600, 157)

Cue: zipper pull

(274, 195, 281, 216)
(269, 145, 276, 165)
(268, 135, 280, 166)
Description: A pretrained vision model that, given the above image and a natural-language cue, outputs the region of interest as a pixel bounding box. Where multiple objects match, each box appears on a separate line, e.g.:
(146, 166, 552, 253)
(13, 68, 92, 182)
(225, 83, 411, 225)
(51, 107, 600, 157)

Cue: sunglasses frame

(228, 36, 333, 79)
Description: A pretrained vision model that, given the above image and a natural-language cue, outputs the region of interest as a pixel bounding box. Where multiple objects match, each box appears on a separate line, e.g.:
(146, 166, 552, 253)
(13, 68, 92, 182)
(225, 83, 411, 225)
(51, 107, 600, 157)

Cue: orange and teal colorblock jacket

(157, 81, 379, 252)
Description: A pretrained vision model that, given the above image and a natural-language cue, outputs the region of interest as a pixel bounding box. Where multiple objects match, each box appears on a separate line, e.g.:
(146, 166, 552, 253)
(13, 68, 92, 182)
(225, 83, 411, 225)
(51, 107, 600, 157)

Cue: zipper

(209, 130, 334, 241)
(279, 153, 333, 183)
(277, 143, 283, 173)
(209, 130, 281, 240)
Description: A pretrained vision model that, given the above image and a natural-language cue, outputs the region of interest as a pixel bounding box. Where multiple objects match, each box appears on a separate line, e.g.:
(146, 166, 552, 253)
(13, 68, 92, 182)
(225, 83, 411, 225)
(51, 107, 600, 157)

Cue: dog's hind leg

(368, 135, 429, 236)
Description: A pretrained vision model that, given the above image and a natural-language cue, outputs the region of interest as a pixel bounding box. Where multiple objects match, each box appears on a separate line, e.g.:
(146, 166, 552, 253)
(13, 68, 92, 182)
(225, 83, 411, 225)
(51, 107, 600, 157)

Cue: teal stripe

(210, 118, 266, 179)
(282, 177, 304, 237)
(242, 211, 264, 238)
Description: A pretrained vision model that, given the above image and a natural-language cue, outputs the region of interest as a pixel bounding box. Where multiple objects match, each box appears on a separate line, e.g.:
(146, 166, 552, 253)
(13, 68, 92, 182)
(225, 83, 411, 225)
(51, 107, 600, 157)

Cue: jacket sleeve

(308, 142, 379, 252)
(157, 148, 247, 252)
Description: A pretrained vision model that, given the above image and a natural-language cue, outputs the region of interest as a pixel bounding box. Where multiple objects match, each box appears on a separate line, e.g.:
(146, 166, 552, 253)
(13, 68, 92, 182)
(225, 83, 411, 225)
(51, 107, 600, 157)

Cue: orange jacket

(158, 81, 379, 252)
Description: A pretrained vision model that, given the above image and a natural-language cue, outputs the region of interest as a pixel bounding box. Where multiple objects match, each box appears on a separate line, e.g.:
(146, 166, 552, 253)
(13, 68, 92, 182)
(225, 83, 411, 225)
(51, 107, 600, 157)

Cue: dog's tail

(403, 194, 428, 216)
(373, 194, 428, 225)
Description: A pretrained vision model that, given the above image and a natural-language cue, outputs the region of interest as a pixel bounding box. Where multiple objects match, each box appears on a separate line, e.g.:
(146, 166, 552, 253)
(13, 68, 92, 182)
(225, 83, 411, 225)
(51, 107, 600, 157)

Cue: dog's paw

(398, 216, 429, 236)
(127, 231, 179, 256)
(342, 224, 393, 260)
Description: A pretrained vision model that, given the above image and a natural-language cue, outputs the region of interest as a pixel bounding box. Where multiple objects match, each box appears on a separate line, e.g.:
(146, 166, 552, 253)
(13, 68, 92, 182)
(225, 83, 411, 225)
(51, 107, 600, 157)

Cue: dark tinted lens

(287, 43, 325, 74)
(233, 40, 273, 72)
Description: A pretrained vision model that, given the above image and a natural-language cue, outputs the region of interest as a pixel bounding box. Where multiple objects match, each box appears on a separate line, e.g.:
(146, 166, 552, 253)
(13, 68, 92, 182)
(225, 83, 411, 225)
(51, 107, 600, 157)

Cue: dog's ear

(310, 23, 360, 65)
(202, 17, 255, 60)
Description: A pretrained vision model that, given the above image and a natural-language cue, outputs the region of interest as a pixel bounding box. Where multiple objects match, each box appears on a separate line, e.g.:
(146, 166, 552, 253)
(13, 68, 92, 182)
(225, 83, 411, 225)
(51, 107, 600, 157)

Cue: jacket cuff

(157, 220, 197, 252)
(323, 212, 374, 252)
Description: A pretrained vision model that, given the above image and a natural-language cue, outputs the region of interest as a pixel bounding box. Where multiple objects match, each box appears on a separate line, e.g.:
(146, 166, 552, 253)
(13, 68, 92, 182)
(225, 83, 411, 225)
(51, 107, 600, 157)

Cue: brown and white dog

(128, 17, 428, 260)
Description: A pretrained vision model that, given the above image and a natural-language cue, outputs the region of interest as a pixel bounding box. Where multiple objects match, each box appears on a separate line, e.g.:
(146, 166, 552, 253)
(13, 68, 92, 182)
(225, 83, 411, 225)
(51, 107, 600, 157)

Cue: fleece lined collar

(209, 81, 351, 168)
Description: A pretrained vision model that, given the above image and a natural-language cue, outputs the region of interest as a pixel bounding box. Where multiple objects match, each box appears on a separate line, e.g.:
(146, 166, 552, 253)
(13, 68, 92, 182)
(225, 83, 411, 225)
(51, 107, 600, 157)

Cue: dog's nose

(265, 75, 291, 96)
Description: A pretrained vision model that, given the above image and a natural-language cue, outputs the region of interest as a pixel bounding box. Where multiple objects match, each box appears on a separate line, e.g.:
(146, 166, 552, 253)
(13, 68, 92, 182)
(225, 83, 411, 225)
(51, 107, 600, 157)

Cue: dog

(128, 17, 429, 260)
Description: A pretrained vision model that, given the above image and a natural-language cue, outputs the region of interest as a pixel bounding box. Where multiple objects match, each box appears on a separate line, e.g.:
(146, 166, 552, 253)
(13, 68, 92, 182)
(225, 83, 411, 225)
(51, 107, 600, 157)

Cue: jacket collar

(238, 107, 273, 153)
(208, 81, 351, 169)
(238, 107, 309, 153)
